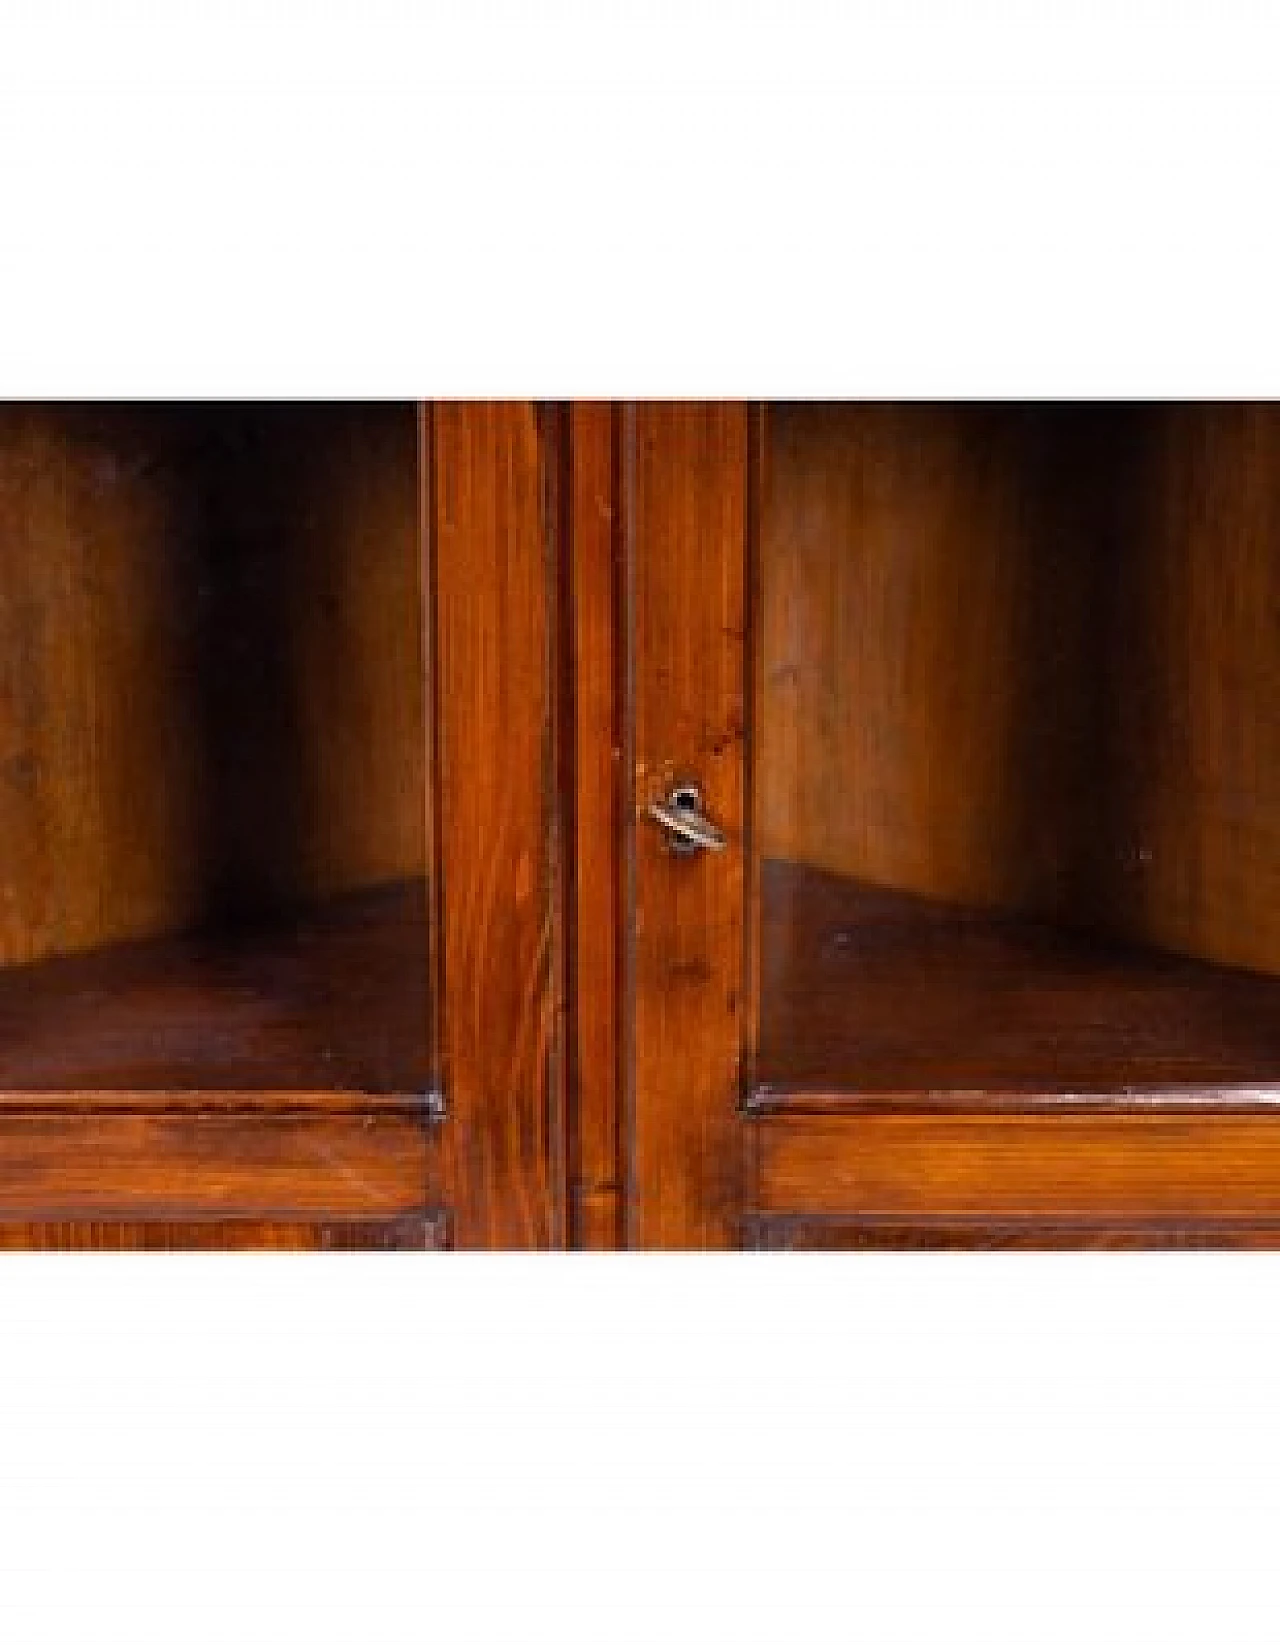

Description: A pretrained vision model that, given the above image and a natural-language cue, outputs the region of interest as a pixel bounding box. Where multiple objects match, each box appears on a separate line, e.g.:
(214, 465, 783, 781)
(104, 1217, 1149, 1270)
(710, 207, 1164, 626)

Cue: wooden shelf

(756, 859, 1280, 1102)
(0, 880, 430, 1101)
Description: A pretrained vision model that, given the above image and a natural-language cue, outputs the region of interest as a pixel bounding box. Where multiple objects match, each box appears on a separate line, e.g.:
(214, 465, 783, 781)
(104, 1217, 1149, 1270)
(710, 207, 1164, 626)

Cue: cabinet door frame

(426, 401, 571, 1248)
(0, 403, 570, 1250)
(567, 402, 752, 1248)
(601, 400, 1280, 1249)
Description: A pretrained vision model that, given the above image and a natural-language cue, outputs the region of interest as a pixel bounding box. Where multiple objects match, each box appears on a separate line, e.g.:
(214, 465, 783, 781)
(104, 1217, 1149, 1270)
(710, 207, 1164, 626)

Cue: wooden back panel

(1105, 405, 1280, 972)
(0, 404, 426, 967)
(757, 403, 1280, 974)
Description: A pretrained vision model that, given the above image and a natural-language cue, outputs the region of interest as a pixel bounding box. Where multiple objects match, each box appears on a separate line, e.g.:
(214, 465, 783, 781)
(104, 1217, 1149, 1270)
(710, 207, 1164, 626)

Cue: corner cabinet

(0, 402, 1276, 1248)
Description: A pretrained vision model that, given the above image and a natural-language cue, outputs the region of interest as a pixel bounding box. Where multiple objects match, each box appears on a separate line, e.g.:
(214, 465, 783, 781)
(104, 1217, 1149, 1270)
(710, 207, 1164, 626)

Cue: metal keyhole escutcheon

(646, 784, 727, 856)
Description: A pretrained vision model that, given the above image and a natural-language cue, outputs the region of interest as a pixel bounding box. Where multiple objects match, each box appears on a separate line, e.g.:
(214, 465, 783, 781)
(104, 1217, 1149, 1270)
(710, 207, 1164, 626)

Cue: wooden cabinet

(0, 402, 1276, 1246)
(617, 403, 1280, 1248)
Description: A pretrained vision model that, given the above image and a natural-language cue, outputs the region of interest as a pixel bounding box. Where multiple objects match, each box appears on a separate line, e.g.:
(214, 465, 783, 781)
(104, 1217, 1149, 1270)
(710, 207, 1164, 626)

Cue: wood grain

(0, 880, 430, 1097)
(0, 406, 204, 965)
(1104, 404, 1280, 973)
(742, 1214, 1280, 1249)
(0, 403, 426, 966)
(755, 859, 1280, 1098)
(567, 403, 624, 1247)
(430, 403, 566, 1247)
(757, 403, 1115, 916)
(0, 1110, 434, 1219)
(0, 398, 1270, 1247)
(0, 1215, 446, 1249)
(755, 403, 1280, 974)
(757, 1110, 1280, 1222)
(629, 403, 749, 1247)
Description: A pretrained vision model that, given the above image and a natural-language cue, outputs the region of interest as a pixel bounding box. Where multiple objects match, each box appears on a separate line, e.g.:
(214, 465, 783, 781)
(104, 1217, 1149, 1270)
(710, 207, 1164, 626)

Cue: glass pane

(0, 404, 430, 1095)
(756, 403, 1280, 1096)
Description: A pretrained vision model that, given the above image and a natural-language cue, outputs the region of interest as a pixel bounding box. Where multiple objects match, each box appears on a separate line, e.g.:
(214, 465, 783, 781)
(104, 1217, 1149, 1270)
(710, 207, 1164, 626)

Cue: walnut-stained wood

(0, 1215, 446, 1249)
(742, 1215, 1280, 1250)
(756, 403, 1280, 974)
(0, 398, 1273, 1248)
(0, 404, 439, 1247)
(757, 403, 1117, 918)
(628, 403, 749, 1247)
(0, 399, 584, 1248)
(0, 880, 430, 1098)
(0, 406, 204, 965)
(1103, 405, 1280, 973)
(599, 399, 1280, 1248)
(0, 403, 426, 968)
(567, 404, 624, 1247)
(756, 1111, 1280, 1223)
(430, 403, 566, 1247)
(755, 860, 1280, 1099)
(0, 1110, 433, 1220)
(183, 404, 428, 920)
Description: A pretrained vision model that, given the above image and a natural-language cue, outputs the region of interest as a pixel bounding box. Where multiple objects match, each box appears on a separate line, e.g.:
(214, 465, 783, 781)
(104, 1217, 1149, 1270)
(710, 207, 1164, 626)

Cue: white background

(2, 3, 1279, 1647)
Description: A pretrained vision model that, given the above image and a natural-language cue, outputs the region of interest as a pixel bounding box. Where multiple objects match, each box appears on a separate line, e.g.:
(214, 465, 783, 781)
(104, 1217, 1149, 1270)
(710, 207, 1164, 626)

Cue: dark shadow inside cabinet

(0, 404, 430, 1096)
(756, 403, 1280, 1098)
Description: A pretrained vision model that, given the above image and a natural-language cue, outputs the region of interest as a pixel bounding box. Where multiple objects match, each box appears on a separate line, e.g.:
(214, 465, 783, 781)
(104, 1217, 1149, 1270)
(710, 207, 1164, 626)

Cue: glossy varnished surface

(755, 1111, 1280, 1223)
(742, 403, 1280, 1248)
(0, 880, 430, 1097)
(742, 1215, 1280, 1250)
(0, 1110, 432, 1220)
(0, 403, 440, 1246)
(0, 1215, 445, 1249)
(0, 399, 1274, 1247)
(430, 403, 566, 1247)
(756, 859, 1280, 1099)
(568, 404, 624, 1247)
(629, 403, 749, 1247)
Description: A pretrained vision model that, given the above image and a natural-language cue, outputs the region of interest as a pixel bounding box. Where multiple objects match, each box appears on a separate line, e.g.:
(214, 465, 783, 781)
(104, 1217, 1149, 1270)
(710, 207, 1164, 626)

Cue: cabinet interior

(0, 404, 430, 1096)
(2, 399, 1274, 1110)
(756, 403, 1280, 1097)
